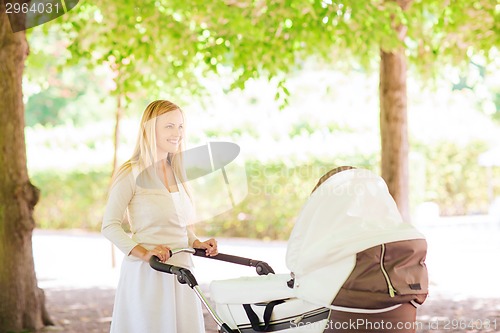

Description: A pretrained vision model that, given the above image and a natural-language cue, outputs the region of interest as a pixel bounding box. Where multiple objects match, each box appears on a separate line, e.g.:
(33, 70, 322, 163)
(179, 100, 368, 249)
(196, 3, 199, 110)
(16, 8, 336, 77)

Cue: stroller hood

(285, 168, 425, 307)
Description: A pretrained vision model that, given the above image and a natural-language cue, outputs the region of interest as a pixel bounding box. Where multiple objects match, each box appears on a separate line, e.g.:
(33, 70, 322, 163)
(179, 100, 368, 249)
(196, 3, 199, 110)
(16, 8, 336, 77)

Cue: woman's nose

(170, 127, 179, 136)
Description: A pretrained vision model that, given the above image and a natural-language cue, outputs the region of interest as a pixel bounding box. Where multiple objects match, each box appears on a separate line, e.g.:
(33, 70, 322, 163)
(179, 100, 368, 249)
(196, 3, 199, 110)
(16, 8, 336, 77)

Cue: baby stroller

(150, 167, 428, 332)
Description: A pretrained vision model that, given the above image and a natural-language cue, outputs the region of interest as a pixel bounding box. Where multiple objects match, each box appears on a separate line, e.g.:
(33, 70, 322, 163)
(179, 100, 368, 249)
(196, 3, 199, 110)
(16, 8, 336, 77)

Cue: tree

(55, 0, 208, 175)
(60, 0, 497, 221)
(379, 0, 411, 220)
(0, 3, 52, 331)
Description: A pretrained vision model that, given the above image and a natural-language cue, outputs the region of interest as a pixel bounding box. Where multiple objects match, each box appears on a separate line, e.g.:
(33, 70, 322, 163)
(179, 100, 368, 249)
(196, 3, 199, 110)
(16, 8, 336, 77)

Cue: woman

(287, 166, 428, 333)
(102, 100, 218, 332)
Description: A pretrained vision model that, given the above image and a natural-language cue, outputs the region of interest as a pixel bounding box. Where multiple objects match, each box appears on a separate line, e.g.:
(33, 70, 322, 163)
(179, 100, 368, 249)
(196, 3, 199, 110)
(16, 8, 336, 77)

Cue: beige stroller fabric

(286, 168, 425, 307)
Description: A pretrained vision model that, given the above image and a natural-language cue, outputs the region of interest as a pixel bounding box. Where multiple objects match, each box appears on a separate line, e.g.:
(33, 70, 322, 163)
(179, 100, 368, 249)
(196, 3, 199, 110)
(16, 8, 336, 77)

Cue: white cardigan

(101, 165, 198, 267)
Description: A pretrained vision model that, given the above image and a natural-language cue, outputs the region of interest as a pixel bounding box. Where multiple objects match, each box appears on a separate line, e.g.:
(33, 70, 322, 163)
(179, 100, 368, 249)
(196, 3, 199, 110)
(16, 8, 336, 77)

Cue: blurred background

(24, 45, 500, 239)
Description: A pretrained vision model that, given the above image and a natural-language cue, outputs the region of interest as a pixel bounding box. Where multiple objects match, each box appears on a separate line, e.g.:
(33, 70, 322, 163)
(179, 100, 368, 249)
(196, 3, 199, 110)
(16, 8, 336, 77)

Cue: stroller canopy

(286, 168, 425, 307)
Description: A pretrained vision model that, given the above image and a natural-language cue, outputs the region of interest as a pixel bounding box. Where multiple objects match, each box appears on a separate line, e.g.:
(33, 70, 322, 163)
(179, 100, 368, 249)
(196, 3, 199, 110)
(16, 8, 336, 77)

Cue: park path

(34, 215, 500, 332)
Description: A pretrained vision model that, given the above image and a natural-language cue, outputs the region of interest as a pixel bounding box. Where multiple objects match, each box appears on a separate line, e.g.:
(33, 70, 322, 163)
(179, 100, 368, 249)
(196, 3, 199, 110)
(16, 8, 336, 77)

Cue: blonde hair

(110, 100, 191, 198)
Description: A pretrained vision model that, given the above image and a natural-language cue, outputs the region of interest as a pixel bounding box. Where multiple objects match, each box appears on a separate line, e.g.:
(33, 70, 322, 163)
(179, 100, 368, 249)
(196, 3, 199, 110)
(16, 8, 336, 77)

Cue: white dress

(101, 166, 205, 333)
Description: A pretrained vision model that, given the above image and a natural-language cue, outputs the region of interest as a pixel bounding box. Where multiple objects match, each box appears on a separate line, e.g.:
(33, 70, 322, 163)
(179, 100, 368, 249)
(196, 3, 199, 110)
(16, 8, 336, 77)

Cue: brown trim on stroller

(332, 239, 428, 309)
(326, 303, 418, 333)
(325, 239, 428, 332)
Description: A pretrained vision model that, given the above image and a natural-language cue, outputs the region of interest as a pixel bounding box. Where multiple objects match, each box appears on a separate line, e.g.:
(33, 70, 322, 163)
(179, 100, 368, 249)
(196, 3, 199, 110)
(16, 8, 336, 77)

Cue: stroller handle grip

(193, 248, 275, 275)
(158, 248, 196, 258)
(149, 255, 238, 332)
(149, 255, 199, 287)
(171, 248, 196, 255)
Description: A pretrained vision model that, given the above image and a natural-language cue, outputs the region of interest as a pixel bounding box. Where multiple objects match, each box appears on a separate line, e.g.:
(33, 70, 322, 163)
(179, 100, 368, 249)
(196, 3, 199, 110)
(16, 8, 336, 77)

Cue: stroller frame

(150, 248, 328, 333)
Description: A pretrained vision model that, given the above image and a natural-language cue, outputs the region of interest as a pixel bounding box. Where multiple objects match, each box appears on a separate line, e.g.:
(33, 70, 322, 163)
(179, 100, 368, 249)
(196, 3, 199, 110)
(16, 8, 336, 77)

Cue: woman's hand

(193, 238, 218, 257)
(150, 245, 171, 262)
(131, 244, 171, 263)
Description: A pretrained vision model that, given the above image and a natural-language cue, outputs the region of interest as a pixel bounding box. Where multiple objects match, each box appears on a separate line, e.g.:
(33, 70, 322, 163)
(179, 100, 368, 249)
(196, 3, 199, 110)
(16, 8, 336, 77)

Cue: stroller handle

(151, 247, 275, 275)
(149, 255, 199, 288)
(159, 248, 196, 257)
(149, 255, 237, 332)
(170, 247, 195, 255)
(193, 248, 275, 275)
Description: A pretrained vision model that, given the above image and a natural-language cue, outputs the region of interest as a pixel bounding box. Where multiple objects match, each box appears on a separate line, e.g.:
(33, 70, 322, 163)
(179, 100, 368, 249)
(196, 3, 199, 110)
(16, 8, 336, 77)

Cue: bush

(412, 140, 498, 215)
(29, 156, 377, 239)
(31, 168, 111, 230)
(196, 157, 377, 240)
(29, 143, 500, 239)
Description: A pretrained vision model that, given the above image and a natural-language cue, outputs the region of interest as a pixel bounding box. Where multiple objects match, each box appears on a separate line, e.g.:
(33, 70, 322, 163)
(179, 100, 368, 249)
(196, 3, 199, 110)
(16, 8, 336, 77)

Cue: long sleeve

(101, 170, 139, 255)
(187, 226, 198, 247)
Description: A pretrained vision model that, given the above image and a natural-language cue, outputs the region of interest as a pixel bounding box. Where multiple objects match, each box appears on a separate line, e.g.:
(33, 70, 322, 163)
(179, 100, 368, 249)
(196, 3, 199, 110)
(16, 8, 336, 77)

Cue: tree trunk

(379, 0, 413, 223)
(0, 4, 53, 331)
(379, 49, 410, 222)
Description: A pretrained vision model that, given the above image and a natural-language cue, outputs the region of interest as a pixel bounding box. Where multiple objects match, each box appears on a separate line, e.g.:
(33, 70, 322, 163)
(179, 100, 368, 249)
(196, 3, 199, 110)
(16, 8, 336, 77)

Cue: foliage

(30, 145, 499, 239)
(413, 140, 495, 216)
(25, 64, 500, 235)
(25, 1, 498, 152)
(31, 0, 498, 102)
(407, 0, 498, 78)
(31, 168, 110, 230)
(24, 0, 499, 236)
(25, 87, 74, 127)
(198, 157, 377, 240)
(52, 1, 212, 105)
(449, 59, 500, 123)
(24, 65, 112, 127)
(30, 157, 378, 237)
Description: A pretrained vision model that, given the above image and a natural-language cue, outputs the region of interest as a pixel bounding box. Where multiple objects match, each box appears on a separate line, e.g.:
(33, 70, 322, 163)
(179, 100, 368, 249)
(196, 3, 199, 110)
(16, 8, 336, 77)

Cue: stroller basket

(150, 249, 330, 333)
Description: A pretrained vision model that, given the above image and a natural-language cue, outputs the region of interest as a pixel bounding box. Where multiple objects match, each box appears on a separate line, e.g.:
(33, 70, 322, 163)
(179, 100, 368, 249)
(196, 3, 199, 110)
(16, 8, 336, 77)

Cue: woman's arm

(187, 221, 217, 256)
(130, 243, 171, 262)
(101, 170, 139, 256)
(102, 170, 172, 262)
(187, 225, 198, 247)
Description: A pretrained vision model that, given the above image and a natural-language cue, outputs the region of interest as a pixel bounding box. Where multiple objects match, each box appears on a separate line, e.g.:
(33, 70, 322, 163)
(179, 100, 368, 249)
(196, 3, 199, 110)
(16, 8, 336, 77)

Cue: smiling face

(155, 109, 184, 158)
